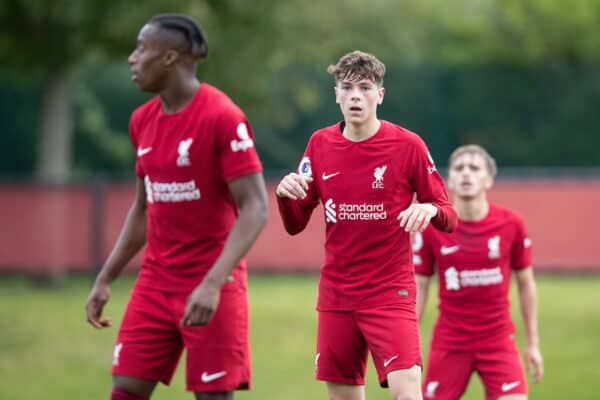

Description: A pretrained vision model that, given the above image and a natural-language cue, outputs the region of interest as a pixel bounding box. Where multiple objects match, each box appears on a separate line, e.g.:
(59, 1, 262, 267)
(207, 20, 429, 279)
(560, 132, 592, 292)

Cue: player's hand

(276, 173, 313, 200)
(86, 282, 112, 329)
(525, 344, 544, 383)
(398, 203, 438, 233)
(182, 279, 221, 327)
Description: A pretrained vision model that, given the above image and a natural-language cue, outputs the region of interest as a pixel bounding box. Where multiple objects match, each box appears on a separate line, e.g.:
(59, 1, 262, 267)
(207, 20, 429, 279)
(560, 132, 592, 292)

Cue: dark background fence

(2, 65, 600, 178)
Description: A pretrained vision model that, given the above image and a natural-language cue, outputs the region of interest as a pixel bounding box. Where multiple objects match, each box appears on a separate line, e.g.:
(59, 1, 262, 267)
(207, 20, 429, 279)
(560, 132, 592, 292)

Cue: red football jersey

(414, 203, 532, 350)
(278, 121, 456, 311)
(129, 84, 262, 292)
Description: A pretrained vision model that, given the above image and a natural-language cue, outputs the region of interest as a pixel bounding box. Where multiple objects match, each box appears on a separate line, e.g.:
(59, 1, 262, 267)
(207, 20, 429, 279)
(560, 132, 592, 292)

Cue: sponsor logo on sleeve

(412, 232, 424, 252)
(427, 152, 437, 174)
(524, 238, 532, 248)
(298, 156, 312, 178)
(230, 122, 254, 152)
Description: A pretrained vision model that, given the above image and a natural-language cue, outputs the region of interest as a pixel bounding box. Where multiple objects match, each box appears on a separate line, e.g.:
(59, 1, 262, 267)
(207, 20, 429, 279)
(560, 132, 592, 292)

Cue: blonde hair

(449, 145, 498, 177)
(327, 50, 385, 85)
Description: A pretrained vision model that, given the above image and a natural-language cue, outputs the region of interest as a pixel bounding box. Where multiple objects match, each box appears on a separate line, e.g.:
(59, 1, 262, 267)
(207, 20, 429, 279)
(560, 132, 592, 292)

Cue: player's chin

(345, 113, 365, 124)
(132, 76, 154, 92)
(131, 76, 144, 90)
(455, 191, 477, 200)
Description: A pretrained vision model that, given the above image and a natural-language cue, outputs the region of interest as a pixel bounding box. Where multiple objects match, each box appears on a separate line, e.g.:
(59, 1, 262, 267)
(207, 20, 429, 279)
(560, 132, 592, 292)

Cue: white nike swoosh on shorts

(201, 371, 227, 383)
(501, 381, 521, 392)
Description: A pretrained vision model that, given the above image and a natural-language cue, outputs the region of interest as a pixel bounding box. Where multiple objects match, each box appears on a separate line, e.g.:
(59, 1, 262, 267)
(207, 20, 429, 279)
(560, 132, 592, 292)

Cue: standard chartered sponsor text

(460, 267, 503, 286)
(146, 178, 201, 203)
(338, 202, 387, 221)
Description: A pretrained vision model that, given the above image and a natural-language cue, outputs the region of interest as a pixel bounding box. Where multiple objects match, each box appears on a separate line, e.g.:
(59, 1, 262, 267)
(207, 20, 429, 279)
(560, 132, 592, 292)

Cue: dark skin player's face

(128, 24, 170, 92)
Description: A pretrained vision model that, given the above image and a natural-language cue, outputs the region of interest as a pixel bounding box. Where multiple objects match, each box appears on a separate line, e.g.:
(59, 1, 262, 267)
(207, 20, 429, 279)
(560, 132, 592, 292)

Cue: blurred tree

(2, 0, 600, 177)
(427, 0, 600, 65)
(0, 0, 190, 182)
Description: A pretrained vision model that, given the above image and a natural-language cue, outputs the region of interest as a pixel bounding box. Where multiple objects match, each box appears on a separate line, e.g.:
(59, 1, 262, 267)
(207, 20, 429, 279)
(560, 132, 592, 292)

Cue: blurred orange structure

(0, 179, 598, 274)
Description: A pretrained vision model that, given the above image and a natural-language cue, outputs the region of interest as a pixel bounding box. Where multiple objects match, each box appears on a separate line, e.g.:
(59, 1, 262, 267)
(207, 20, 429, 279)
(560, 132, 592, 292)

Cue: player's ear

(334, 86, 340, 104)
(484, 175, 494, 190)
(446, 177, 454, 191)
(377, 86, 385, 104)
(164, 49, 179, 66)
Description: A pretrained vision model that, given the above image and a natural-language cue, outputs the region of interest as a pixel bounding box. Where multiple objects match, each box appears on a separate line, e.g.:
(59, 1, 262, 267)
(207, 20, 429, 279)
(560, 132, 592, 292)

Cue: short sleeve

(413, 229, 436, 276)
(410, 137, 449, 206)
(511, 215, 533, 270)
(129, 111, 144, 178)
(216, 108, 263, 182)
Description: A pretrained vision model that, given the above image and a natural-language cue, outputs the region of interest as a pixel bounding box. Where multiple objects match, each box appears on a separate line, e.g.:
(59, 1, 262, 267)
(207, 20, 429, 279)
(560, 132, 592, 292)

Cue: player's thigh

(387, 365, 422, 400)
(317, 310, 369, 385)
(476, 344, 527, 400)
(194, 392, 233, 400)
(113, 375, 158, 398)
(422, 347, 474, 400)
(326, 381, 365, 400)
(355, 304, 422, 387)
(112, 288, 183, 386)
(179, 284, 251, 393)
(496, 395, 527, 400)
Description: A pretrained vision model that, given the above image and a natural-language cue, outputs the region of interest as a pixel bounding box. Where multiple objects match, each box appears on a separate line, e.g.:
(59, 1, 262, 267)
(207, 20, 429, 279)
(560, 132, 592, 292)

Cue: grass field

(1, 274, 599, 399)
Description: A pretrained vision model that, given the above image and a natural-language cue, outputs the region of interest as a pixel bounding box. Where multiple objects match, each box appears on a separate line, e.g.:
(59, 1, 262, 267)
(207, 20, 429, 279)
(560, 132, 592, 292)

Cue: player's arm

(182, 172, 268, 327)
(415, 274, 432, 321)
(515, 266, 544, 383)
(86, 177, 147, 329)
(276, 172, 316, 235)
(400, 140, 457, 233)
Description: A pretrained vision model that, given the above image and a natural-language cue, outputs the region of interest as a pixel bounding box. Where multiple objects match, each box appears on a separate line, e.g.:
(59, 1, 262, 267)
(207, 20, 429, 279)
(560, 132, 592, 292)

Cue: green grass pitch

(1, 274, 599, 399)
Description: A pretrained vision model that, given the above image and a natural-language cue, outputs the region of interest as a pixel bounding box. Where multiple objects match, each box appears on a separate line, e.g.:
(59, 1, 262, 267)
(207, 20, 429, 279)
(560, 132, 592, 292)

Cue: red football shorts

(422, 342, 527, 400)
(316, 303, 422, 387)
(111, 281, 250, 392)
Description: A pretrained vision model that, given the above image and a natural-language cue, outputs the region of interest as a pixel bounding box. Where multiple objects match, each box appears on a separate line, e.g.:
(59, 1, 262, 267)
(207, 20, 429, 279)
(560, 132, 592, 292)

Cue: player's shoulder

(489, 203, 526, 226)
(380, 121, 430, 155)
(311, 122, 342, 139)
(305, 122, 343, 148)
(201, 83, 246, 119)
(131, 96, 161, 125)
(381, 121, 423, 142)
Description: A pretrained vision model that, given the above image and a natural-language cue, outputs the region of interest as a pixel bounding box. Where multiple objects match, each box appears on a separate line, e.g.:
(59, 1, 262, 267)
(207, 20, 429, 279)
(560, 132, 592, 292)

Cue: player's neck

(454, 196, 489, 222)
(159, 78, 200, 115)
(343, 118, 381, 142)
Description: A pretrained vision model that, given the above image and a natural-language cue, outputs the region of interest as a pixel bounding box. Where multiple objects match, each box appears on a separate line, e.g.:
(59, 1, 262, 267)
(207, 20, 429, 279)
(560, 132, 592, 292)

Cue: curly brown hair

(327, 50, 386, 85)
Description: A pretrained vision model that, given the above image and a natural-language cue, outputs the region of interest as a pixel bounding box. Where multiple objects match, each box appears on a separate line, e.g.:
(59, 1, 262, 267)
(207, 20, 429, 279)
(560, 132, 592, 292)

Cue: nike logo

(322, 172, 340, 181)
(201, 371, 227, 383)
(501, 381, 521, 392)
(383, 355, 399, 368)
(440, 245, 460, 255)
(137, 147, 152, 157)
